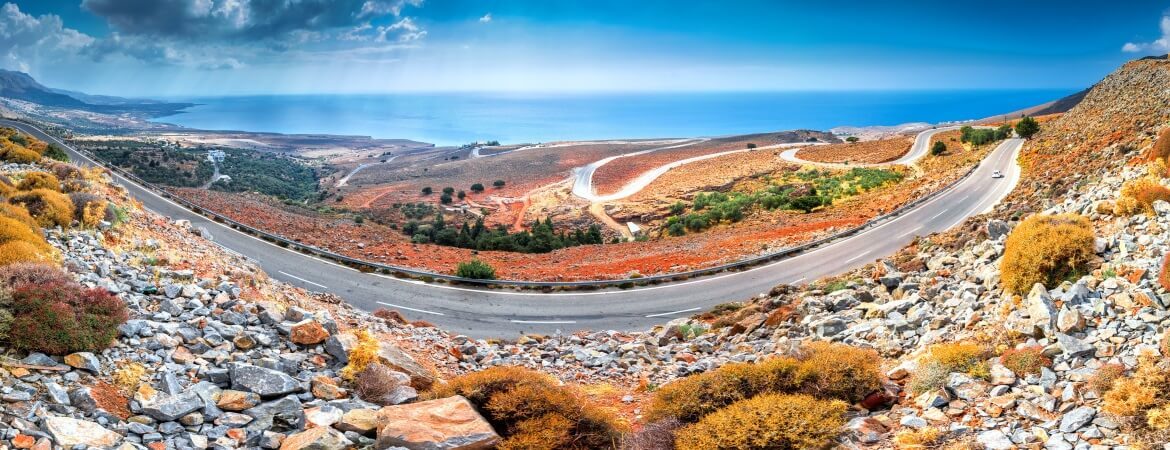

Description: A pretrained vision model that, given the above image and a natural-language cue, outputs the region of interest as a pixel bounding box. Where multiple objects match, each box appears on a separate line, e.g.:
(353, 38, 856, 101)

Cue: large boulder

(42, 417, 122, 448)
(231, 363, 303, 398)
(280, 427, 352, 450)
(326, 334, 435, 389)
(290, 319, 330, 346)
(375, 396, 499, 450)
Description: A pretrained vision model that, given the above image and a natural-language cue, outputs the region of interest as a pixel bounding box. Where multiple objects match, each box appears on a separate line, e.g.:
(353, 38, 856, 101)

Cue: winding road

(779, 126, 964, 167)
(1, 119, 1023, 338)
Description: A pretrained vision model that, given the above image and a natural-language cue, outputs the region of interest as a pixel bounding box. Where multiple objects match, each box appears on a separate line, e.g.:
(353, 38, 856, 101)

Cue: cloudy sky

(4, 1, 1170, 97)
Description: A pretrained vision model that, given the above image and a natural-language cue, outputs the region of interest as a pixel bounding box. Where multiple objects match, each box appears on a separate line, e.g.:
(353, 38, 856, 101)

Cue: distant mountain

(0, 69, 191, 116)
(1032, 87, 1090, 116)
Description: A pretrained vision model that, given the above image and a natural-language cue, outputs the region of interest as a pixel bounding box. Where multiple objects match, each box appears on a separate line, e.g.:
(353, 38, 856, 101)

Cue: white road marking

(510, 320, 577, 324)
(897, 226, 924, 238)
(376, 301, 446, 316)
(278, 271, 328, 289)
(845, 251, 871, 263)
(930, 210, 947, 220)
(793, 277, 807, 283)
(645, 307, 702, 318)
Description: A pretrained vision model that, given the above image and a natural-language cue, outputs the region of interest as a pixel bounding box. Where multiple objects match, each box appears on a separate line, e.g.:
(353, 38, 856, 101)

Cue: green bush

(1015, 116, 1040, 139)
(455, 258, 496, 279)
(471, 183, 485, 193)
(493, 180, 506, 188)
(674, 394, 847, 450)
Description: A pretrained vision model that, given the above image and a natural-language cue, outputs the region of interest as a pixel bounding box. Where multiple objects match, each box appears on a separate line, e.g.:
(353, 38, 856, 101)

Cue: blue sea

(154, 90, 1072, 146)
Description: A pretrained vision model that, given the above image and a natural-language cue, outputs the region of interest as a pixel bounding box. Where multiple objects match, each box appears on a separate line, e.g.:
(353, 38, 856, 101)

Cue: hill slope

(0, 69, 191, 116)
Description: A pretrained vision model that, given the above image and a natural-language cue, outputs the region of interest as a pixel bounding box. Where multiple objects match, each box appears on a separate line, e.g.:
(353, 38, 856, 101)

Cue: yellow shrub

(8, 189, 74, 228)
(908, 343, 989, 394)
(1150, 158, 1170, 179)
(1116, 177, 1170, 216)
(1102, 354, 1170, 445)
(112, 362, 148, 394)
(0, 204, 39, 233)
(1103, 355, 1167, 419)
(796, 341, 883, 402)
(674, 394, 846, 450)
(0, 142, 39, 164)
(0, 241, 52, 266)
(0, 216, 50, 254)
(339, 329, 380, 381)
(1000, 214, 1095, 293)
(427, 366, 625, 450)
(81, 200, 108, 228)
(16, 172, 59, 191)
(647, 342, 882, 424)
(894, 427, 945, 449)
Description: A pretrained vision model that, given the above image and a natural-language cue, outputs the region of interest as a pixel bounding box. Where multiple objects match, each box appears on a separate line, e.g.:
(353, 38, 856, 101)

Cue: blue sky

(3, 1, 1170, 96)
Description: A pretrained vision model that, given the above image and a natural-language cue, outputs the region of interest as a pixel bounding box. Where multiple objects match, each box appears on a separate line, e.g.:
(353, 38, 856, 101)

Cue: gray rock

(142, 391, 206, 422)
(977, 430, 1014, 450)
(1054, 333, 1094, 357)
(1059, 407, 1096, 433)
(986, 219, 1010, 240)
(230, 363, 303, 398)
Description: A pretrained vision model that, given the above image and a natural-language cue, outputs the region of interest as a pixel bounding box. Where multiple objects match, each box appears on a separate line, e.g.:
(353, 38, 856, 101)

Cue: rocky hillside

(1008, 57, 1170, 214)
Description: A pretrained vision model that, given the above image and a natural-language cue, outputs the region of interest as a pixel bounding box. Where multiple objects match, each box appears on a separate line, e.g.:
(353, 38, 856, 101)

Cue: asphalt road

(1, 119, 1023, 338)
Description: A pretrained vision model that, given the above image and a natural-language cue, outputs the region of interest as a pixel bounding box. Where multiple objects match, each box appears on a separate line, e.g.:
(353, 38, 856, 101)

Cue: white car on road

(991, 170, 1003, 179)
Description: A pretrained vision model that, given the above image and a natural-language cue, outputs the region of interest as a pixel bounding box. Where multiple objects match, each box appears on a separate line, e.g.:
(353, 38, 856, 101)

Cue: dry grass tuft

(339, 329, 380, 381)
(1115, 176, 1170, 216)
(999, 346, 1051, 376)
(908, 342, 990, 395)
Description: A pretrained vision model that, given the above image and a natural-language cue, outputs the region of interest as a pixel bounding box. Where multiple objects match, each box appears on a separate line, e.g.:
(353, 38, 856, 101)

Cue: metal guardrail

(15, 119, 980, 289)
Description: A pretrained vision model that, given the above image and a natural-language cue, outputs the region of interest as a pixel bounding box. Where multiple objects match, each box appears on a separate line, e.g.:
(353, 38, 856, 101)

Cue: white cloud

(0, 3, 95, 72)
(479, 13, 492, 23)
(376, 17, 426, 43)
(1122, 14, 1170, 53)
(359, 0, 423, 19)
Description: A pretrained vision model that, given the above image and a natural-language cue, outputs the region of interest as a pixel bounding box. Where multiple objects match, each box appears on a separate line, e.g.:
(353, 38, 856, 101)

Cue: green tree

(471, 183, 485, 193)
(440, 193, 453, 204)
(930, 141, 947, 156)
(442, 186, 455, 195)
(845, 136, 860, 143)
(421, 186, 433, 195)
(456, 259, 497, 279)
(1015, 116, 1040, 139)
(493, 180, 506, 188)
(457, 190, 466, 200)
(746, 143, 757, 149)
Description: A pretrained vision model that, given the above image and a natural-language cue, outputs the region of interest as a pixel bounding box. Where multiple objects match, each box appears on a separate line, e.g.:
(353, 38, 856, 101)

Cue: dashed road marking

(376, 301, 446, 316)
(845, 251, 871, 263)
(510, 320, 577, 324)
(897, 226, 924, 238)
(278, 271, 328, 289)
(645, 307, 702, 318)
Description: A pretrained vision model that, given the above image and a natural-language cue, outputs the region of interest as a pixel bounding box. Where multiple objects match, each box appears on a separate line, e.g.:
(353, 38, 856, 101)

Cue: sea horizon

(152, 89, 1074, 146)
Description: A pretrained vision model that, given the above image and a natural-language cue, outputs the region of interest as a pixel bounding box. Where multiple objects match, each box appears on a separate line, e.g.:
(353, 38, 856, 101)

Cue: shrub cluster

(16, 172, 59, 191)
(69, 192, 110, 228)
(1102, 354, 1170, 444)
(405, 215, 602, 253)
(354, 363, 409, 406)
(0, 216, 52, 266)
(1115, 176, 1170, 216)
(9, 188, 74, 228)
(960, 125, 1011, 146)
(647, 341, 881, 426)
(0, 129, 52, 164)
(1000, 214, 1095, 293)
(673, 394, 847, 450)
(908, 342, 990, 395)
(0, 264, 127, 354)
(426, 366, 626, 450)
